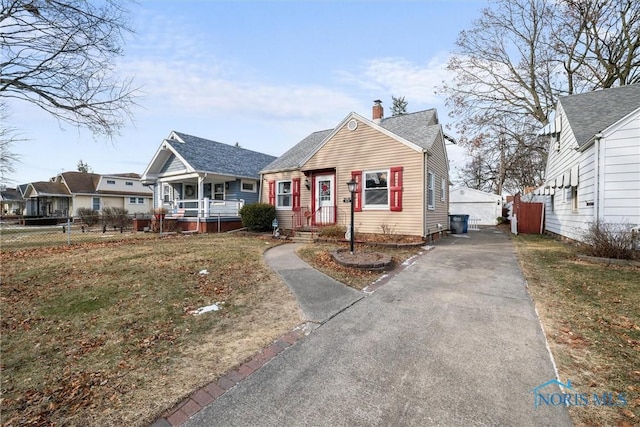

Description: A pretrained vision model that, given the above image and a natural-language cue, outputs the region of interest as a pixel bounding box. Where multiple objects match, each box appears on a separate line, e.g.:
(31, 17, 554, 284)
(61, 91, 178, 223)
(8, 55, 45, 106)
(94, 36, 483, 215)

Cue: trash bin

(449, 214, 470, 234)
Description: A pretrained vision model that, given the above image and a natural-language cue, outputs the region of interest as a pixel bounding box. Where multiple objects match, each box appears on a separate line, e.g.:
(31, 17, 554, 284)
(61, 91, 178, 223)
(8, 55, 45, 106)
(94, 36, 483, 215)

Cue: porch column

(198, 174, 205, 218)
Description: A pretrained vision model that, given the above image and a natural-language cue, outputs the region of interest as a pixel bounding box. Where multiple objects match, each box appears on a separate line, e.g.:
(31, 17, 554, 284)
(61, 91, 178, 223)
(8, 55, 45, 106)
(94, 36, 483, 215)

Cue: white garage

(449, 187, 503, 226)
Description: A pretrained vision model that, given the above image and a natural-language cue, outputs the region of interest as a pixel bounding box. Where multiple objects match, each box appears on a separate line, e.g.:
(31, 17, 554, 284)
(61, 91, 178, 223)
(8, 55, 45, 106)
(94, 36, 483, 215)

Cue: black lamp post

(346, 179, 357, 254)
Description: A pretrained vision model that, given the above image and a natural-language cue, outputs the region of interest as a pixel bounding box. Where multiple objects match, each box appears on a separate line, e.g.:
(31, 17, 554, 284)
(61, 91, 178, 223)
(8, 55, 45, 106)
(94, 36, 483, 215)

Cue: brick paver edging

(150, 326, 307, 427)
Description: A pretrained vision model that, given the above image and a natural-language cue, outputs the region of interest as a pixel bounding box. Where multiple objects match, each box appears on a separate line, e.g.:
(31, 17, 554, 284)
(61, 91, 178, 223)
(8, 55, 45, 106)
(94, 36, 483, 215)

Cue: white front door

(314, 174, 335, 225)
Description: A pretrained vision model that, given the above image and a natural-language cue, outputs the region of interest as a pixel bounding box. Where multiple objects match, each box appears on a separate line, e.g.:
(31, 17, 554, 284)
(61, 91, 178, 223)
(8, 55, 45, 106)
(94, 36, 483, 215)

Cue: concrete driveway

(184, 228, 572, 426)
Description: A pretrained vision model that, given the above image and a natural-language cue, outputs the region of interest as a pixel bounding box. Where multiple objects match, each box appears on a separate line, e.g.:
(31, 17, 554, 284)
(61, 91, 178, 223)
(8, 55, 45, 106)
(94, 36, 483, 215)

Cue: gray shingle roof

(260, 109, 441, 173)
(261, 129, 333, 173)
(170, 131, 278, 179)
(379, 109, 440, 150)
(560, 84, 640, 147)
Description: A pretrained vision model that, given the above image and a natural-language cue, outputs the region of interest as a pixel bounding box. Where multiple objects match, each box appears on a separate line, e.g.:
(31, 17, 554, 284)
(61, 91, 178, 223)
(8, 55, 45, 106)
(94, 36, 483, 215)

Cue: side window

(427, 172, 435, 209)
(92, 197, 101, 211)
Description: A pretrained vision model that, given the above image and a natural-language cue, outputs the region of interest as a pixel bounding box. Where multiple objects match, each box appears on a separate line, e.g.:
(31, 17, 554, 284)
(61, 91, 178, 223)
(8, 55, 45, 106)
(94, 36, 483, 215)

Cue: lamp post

(346, 179, 357, 254)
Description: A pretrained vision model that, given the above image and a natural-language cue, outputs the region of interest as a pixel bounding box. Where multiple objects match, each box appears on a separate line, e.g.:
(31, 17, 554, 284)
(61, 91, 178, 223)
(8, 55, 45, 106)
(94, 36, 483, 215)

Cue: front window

(92, 197, 100, 211)
(427, 172, 435, 209)
(364, 170, 388, 207)
(163, 184, 172, 202)
(277, 180, 291, 208)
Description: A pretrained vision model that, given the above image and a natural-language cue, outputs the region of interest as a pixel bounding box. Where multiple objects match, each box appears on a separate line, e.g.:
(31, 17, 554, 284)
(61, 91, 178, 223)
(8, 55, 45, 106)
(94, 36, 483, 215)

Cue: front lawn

(512, 234, 640, 426)
(296, 243, 424, 289)
(1, 234, 302, 426)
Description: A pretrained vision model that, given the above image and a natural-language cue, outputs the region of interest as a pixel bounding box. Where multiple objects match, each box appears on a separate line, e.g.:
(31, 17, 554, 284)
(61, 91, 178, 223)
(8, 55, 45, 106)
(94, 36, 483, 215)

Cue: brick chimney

(372, 99, 383, 124)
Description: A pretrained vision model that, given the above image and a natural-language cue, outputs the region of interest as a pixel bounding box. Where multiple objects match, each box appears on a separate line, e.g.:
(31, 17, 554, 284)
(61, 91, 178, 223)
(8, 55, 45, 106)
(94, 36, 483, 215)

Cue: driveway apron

(185, 229, 572, 426)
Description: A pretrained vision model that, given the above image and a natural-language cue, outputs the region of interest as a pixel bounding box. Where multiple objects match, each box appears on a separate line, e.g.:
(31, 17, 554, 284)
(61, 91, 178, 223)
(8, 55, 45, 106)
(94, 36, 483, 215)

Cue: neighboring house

(260, 101, 451, 238)
(0, 187, 25, 215)
(22, 171, 153, 217)
(537, 84, 640, 241)
(141, 131, 277, 232)
(449, 187, 503, 226)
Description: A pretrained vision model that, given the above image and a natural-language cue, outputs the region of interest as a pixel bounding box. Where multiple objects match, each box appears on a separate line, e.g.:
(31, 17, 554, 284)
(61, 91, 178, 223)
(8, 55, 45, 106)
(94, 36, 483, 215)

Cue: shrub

(77, 207, 99, 227)
(318, 225, 346, 238)
(239, 203, 276, 232)
(102, 207, 130, 228)
(496, 216, 508, 224)
(581, 221, 637, 260)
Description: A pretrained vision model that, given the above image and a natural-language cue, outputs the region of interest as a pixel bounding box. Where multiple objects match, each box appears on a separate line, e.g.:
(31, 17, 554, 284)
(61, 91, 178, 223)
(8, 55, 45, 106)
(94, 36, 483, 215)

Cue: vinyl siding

(543, 106, 640, 241)
(424, 133, 450, 234)
(302, 118, 425, 236)
(260, 171, 306, 230)
(601, 110, 640, 225)
(159, 154, 187, 174)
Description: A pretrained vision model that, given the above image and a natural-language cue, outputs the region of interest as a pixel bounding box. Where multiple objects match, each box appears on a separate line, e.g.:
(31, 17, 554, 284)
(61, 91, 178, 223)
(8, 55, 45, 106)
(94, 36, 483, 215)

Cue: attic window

(106, 180, 116, 185)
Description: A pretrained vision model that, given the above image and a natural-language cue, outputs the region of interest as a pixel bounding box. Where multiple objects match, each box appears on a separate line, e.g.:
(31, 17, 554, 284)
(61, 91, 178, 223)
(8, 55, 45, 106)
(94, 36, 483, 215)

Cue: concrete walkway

(263, 243, 364, 323)
(180, 228, 572, 427)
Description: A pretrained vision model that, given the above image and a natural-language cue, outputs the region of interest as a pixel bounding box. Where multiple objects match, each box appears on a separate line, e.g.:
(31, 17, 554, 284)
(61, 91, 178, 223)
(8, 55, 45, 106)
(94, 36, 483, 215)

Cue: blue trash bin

(449, 214, 470, 234)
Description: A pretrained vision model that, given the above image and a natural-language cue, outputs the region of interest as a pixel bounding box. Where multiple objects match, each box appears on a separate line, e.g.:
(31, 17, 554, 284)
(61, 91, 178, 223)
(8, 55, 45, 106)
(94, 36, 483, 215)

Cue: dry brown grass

(512, 234, 640, 427)
(1, 234, 302, 426)
(296, 242, 423, 290)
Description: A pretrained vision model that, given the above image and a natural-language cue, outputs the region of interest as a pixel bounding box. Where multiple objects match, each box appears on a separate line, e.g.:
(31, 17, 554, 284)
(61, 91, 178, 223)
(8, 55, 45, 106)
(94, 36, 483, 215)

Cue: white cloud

(336, 55, 452, 107)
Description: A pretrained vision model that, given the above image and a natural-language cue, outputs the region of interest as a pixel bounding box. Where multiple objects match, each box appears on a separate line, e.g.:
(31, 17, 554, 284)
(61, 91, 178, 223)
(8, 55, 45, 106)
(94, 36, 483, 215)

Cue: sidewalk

(263, 243, 364, 323)
(158, 229, 572, 426)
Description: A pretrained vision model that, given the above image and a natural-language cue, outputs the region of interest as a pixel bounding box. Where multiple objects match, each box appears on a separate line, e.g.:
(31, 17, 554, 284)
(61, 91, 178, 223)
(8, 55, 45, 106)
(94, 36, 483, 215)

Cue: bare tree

(0, 0, 138, 139)
(439, 0, 640, 194)
(0, 101, 22, 184)
(555, 0, 640, 94)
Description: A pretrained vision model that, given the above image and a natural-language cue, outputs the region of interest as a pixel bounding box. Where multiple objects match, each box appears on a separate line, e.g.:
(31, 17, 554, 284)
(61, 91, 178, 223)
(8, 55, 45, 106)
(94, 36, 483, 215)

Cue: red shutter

(390, 166, 403, 211)
(268, 180, 275, 206)
(351, 171, 362, 212)
(292, 178, 301, 211)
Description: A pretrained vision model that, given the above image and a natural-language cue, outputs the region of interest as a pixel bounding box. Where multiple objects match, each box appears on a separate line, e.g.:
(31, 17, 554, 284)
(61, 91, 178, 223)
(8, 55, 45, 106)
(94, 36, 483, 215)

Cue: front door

(313, 174, 335, 225)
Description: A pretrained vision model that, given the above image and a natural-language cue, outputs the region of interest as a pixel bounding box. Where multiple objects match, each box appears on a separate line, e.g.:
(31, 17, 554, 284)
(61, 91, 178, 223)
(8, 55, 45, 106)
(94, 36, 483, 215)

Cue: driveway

(184, 228, 572, 426)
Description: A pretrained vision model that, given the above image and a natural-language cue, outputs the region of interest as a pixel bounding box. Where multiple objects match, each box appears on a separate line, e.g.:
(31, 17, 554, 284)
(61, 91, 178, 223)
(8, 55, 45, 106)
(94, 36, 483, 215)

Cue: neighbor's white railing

(468, 217, 480, 231)
(166, 198, 245, 218)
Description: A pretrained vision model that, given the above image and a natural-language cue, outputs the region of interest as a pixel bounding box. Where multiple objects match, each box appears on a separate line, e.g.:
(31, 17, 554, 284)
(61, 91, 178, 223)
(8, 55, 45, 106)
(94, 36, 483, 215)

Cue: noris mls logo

(530, 379, 627, 409)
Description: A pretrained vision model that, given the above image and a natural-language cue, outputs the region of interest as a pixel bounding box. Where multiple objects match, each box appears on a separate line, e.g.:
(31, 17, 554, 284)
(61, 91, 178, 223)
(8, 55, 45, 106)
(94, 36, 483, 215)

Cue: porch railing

(166, 198, 245, 218)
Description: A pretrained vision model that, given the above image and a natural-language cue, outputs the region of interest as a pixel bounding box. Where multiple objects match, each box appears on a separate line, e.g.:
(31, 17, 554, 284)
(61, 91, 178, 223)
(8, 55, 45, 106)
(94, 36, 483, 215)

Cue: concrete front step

(292, 231, 316, 243)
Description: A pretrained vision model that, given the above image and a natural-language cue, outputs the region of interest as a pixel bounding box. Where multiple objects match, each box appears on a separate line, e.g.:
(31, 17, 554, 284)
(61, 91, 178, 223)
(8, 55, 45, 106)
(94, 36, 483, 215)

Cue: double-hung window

(364, 170, 388, 208)
(427, 172, 435, 209)
(277, 181, 292, 209)
(441, 177, 446, 202)
(92, 197, 101, 211)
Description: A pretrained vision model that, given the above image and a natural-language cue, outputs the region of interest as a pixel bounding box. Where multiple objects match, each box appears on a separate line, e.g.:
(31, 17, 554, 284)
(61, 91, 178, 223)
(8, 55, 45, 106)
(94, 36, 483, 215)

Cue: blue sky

(6, 0, 489, 186)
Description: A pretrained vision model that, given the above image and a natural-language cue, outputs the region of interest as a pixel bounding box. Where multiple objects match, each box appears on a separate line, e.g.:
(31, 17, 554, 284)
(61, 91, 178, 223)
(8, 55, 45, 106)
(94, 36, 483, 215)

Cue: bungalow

(0, 187, 25, 215)
(141, 131, 277, 232)
(537, 84, 640, 241)
(22, 171, 153, 218)
(260, 101, 451, 239)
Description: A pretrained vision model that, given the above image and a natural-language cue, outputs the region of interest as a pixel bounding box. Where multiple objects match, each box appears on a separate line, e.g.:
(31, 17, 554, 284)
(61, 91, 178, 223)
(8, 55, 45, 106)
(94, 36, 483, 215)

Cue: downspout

(594, 134, 602, 223)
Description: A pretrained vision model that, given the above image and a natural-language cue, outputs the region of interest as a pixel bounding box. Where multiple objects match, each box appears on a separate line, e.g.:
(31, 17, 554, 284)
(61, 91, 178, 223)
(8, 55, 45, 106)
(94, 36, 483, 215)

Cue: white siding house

(449, 187, 503, 226)
(537, 84, 640, 242)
